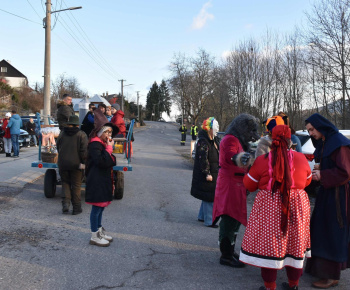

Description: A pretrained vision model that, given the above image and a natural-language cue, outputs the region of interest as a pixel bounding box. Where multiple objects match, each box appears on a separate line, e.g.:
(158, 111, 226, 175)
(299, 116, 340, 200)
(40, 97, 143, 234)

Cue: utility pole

(43, 0, 52, 125)
(153, 104, 156, 121)
(118, 79, 126, 112)
(43, 3, 81, 125)
(136, 91, 140, 121)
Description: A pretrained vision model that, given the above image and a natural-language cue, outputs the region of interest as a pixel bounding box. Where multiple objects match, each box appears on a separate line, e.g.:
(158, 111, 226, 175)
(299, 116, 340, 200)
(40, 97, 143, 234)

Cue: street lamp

(43, 1, 82, 125)
(118, 80, 134, 112)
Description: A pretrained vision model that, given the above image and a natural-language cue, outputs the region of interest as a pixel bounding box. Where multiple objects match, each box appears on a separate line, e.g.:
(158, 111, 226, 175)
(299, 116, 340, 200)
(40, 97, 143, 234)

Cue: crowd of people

(188, 112, 350, 289)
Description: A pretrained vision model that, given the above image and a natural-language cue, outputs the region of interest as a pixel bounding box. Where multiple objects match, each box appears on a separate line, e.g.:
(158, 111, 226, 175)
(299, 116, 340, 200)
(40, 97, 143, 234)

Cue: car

(0, 128, 30, 153)
(295, 129, 350, 196)
(21, 115, 58, 128)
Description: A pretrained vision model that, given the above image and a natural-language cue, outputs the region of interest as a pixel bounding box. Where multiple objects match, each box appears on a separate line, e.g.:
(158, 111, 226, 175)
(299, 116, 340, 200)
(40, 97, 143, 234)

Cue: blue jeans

(30, 135, 37, 146)
(11, 134, 19, 156)
(197, 201, 214, 226)
(90, 206, 105, 232)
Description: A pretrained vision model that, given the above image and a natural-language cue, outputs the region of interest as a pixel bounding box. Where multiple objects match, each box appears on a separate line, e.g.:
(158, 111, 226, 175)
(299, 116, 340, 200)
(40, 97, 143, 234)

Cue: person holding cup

(304, 113, 350, 289)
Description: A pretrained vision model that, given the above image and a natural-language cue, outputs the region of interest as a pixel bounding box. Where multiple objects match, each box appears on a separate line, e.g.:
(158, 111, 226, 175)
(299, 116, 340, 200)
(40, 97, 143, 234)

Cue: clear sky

(1, 0, 314, 110)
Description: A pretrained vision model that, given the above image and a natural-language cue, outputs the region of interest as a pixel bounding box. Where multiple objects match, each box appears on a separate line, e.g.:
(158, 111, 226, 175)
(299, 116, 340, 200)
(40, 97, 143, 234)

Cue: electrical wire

(57, 18, 117, 83)
(26, 0, 42, 21)
(62, 0, 123, 79)
(0, 8, 41, 25)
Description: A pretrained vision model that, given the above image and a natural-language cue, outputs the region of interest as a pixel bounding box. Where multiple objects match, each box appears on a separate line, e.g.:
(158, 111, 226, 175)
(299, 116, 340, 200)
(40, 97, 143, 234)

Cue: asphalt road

(0, 121, 348, 289)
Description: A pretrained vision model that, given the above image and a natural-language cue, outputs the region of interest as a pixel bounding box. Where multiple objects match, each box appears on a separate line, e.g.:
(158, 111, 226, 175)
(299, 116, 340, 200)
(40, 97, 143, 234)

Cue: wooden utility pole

(43, 0, 52, 125)
(118, 79, 126, 112)
(136, 91, 140, 121)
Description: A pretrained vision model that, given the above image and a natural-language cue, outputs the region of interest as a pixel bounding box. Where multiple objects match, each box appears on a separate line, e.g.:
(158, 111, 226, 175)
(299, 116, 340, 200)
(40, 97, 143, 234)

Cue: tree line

(167, 0, 350, 131)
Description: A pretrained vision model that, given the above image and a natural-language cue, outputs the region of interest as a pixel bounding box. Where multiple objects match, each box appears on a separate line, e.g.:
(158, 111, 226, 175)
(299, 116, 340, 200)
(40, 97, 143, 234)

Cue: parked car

(295, 129, 350, 196)
(21, 115, 58, 128)
(0, 128, 30, 153)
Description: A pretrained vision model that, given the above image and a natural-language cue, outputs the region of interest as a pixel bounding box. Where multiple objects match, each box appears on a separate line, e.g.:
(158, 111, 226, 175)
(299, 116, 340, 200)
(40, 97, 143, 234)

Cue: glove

(240, 152, 251, 166)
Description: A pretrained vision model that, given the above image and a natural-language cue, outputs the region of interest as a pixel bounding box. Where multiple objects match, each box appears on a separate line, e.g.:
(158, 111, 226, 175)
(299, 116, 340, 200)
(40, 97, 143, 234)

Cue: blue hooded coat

(7, 114, 23, 135)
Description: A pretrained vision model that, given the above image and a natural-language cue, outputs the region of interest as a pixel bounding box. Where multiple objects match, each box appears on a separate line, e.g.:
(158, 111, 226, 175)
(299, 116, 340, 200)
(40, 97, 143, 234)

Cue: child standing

(85, 109, 119, 247)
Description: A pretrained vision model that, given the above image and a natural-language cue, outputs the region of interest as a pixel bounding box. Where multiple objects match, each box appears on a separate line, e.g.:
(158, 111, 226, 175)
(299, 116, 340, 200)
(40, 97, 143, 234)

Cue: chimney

(102, 93, 105, 97)
(106, 91, 108, 97)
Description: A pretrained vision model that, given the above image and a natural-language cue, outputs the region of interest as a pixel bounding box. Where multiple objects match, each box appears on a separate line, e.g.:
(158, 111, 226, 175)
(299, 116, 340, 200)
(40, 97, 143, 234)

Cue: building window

(1, 67, 7, 73)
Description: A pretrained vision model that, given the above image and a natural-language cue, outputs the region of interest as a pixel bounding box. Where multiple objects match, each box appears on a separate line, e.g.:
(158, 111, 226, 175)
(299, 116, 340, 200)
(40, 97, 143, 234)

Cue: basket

(113, 143, 124, 154)
(41, 152, 58, 163)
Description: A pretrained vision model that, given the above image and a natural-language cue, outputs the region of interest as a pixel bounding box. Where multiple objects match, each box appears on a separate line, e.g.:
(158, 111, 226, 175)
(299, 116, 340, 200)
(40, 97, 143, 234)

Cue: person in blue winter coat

(6, 110, 23, 158)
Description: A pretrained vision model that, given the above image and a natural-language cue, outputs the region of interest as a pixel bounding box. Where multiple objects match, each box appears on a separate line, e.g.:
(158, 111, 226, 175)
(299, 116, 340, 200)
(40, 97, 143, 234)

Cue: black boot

(6, 153, 11, 157)
(219, 237, 245, 268)
(62, 202, 69, 213)
(281, 282, 298, 290)
(72, 204, 82, 215)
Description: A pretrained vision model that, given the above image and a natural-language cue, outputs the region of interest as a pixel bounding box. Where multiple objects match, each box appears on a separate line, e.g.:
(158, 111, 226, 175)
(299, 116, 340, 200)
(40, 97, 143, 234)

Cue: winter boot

(90, 231, 110, 247)
(72, 204, 82, 215)
(219, 237, 245, 268)
(62, 202, 69, 213)
(98, 227, 113, 242)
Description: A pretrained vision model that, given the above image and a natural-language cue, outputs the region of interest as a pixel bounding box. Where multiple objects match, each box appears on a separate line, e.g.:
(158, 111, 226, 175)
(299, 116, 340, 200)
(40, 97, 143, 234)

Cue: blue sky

(1, 0, 314, 110)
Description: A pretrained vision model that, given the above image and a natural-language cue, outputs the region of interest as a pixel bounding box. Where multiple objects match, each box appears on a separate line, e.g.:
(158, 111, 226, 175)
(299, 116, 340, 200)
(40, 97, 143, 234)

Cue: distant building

(0, 59, 28, 88)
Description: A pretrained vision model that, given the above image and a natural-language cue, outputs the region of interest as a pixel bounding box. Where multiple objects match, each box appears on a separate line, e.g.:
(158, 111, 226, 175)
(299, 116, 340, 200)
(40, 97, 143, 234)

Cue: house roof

(0, 59, 27, 79)
(89, 95, 110, 106)
(71, 95, 111, 111)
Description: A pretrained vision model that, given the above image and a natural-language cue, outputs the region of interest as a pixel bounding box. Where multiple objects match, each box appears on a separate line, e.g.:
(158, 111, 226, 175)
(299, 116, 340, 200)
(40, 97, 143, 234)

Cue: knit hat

(265, 115, 285, 134)
(97, 126, 112, 137)
(89, 108, 119, 139)
(5, 112, 11, 117)
(111, 103, 120, 110)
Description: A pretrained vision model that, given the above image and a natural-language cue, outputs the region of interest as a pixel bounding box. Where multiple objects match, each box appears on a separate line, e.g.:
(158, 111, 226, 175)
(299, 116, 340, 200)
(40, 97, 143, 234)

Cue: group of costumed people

(190, 113, 350, 290)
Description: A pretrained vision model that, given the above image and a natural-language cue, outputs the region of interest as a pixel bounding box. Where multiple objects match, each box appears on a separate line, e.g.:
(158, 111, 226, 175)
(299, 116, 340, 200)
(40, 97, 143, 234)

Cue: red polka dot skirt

(240, 189, 311, 269)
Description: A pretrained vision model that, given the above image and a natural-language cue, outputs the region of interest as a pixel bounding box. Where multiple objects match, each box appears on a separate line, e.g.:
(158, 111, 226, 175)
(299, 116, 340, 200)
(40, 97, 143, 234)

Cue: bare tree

(305, 0, 350, 128)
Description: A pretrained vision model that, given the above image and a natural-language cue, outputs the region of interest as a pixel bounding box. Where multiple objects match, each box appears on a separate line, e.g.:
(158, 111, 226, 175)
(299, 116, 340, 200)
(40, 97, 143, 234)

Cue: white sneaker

(35, 145, 37, 147)
(98, 227, 113, 242)
(27, 146, 30, 147)
(90, 231, 110, 247)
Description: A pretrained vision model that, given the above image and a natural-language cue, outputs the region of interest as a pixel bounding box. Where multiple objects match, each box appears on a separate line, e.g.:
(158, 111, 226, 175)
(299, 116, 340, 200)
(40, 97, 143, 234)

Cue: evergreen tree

(158, 79, 171, 117)
(146, 81, 159, 120)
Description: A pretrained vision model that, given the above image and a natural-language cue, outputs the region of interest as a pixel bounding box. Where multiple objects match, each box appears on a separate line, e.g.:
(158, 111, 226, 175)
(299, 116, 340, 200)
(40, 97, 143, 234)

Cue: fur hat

(90, 108, 119, 139)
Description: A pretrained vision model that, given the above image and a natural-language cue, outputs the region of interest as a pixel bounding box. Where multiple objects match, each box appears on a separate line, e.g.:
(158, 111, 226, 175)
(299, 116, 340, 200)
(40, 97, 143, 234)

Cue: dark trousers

(181, 134, 186, 144)
(219, 215, 241, 245)
(59, 169, 83, 206)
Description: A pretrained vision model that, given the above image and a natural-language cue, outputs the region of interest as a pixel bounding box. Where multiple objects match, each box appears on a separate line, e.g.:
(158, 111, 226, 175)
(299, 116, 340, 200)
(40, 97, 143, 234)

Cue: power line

(57, 18, 117, 83)
(62, 0, 123, 79)
(0, 8, 41, 25)
(26, 0, 42, 21)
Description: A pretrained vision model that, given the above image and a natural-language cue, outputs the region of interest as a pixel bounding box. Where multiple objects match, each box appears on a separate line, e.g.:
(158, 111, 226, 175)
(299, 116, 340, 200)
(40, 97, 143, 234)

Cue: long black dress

(304, 113, 350, 280)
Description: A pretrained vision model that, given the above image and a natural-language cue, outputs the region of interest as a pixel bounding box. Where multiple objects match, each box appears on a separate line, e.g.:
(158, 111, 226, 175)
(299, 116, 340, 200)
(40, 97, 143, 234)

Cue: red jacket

(1, 119, 11, 138)
(212, 135, 248, 226)
(111, 110, 126, 137)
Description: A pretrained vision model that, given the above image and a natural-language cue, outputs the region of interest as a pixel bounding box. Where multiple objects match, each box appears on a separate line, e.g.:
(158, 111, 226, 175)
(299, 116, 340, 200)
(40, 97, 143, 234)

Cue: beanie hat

(97, 126, 112, 137)
(111, 103, 120, 110)
(89, 108, 119, 139)
(265, 116, 285, 134)
(5, 112, 11, 117)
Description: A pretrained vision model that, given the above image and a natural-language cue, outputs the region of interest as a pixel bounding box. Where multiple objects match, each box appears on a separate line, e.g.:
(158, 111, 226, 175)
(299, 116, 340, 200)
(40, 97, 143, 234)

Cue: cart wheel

(44, 169, 57, 198)
(114, 171, 124, 200)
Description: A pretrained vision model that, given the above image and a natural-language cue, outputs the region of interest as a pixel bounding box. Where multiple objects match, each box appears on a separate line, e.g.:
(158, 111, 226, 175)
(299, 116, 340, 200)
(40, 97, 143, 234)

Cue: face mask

(212, 119, 219, 137)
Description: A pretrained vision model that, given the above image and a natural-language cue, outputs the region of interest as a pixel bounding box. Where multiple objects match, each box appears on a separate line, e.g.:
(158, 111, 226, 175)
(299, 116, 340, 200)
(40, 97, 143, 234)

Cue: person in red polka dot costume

(240, 125, 312, 290)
